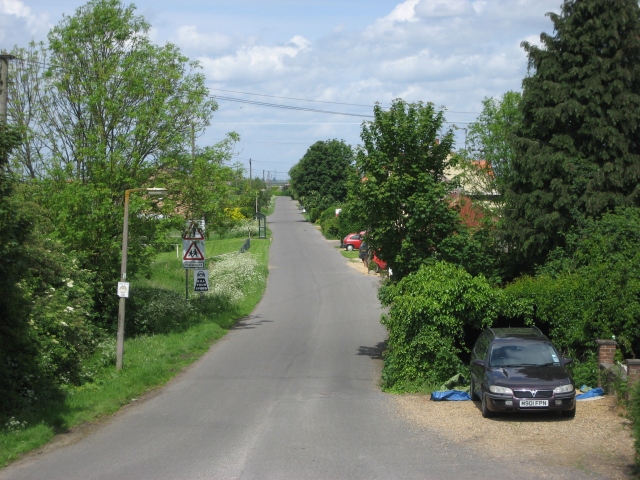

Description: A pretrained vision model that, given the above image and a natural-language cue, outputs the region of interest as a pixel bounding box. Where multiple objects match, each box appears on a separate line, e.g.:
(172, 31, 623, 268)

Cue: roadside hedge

(379, 262, 501, 391)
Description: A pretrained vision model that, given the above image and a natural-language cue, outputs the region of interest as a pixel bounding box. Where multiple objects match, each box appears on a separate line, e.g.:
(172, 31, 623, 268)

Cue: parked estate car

(342, 231, 365, 251)
(469, 327, 576, 418)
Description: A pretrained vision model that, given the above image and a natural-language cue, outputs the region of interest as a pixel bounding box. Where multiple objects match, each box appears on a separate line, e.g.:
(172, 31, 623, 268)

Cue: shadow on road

(232, 314, 273, 330)
(357, 341, 386, 360)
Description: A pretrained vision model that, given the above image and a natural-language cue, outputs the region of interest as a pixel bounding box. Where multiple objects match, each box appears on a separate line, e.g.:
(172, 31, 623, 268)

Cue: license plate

(520, 399, 548, 408)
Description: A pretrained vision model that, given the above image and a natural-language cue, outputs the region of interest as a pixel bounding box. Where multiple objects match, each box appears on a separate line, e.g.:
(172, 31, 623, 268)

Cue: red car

(342, 231, 365, 251)
(371, 252, 387, 272)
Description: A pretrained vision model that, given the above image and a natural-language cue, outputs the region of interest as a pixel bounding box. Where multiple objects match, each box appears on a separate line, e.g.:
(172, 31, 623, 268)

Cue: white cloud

(0, 0, 48, 36)
(414, 0, 476, 19)
(201, 35, 311, 83)
(175, 25, 233, 55)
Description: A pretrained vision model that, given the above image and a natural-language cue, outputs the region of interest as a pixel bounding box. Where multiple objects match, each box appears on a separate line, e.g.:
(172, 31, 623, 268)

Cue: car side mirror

(472, 359, 484, 367)
(562, 358, 573, 365)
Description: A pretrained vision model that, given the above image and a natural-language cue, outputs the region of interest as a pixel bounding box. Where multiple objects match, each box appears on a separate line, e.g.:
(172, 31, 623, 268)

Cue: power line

(210, 94, 374, 118)
(208, 87, 482, 115)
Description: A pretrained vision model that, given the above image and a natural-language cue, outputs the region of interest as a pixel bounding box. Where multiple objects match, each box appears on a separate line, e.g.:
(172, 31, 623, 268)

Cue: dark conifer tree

(502, 0, 640, 270)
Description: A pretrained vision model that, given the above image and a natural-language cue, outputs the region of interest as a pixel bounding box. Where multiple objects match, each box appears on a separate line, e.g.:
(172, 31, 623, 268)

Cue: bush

(320, 215, 340, 239)
(127, 286, 194, 336)
(309, 207, 320, 223)
(379, 262, 501, 391)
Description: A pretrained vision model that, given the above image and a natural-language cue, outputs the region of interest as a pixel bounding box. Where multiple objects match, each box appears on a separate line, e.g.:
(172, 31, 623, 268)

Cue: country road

(0, 197, 603, 479)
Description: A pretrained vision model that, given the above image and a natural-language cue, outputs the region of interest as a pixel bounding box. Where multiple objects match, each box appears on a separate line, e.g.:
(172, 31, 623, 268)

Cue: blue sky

(1, 0, 561, 180)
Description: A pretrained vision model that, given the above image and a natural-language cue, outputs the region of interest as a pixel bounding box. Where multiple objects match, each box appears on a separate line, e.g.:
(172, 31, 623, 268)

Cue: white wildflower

(65, 306, 74, 312)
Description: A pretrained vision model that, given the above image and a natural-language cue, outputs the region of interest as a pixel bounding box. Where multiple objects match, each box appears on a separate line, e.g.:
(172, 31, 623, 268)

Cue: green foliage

(379, 262, 500, 391)
(503, 0, 640, 270)
(567, 352, 598, 389)
(437, 225, 504, 284)
(309, 207, 320, 223)
(505, 208, 640, 359)
(288, 139, 355, 210)
(350, 99, 459, 280)
(460, 91, 522, 183)
(126, 287, 194, 336)
(319, 206, 341, 239)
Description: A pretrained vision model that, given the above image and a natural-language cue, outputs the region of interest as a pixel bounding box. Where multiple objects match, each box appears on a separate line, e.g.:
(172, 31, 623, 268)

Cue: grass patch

(0, 236, 270, 468)
(341, 249, 360, 261)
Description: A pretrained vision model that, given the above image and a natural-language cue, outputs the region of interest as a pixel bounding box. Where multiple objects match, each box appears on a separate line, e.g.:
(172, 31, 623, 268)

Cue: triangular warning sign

(182, 221, 205, 241)
(183, 241, 205, 261)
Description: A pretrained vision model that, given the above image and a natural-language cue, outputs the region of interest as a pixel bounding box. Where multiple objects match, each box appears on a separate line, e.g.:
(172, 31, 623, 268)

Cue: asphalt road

(1, 197, 589, 479)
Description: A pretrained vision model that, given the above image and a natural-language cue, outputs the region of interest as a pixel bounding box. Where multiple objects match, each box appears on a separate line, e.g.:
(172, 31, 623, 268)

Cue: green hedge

(379, 262, 501, 391)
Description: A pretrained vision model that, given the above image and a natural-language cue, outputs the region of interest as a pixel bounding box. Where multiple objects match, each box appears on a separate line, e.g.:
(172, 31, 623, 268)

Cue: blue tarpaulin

(430, 390, 471, 401)
(576, 387, 604, 400)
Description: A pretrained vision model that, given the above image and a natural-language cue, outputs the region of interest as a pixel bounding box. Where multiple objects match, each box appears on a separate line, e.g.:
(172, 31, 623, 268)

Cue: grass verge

(0, 235, 270, 468)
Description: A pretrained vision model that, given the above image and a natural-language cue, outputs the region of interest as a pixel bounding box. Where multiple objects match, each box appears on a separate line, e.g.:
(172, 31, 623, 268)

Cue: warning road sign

(183, 241, 205, 261)
(194, 269, 209, 292)
(182, 240, 205, 269)
(182, 221, 205, 241)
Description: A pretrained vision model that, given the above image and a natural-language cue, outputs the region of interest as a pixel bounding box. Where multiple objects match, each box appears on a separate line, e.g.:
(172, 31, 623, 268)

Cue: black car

(469, 327, 576, 418)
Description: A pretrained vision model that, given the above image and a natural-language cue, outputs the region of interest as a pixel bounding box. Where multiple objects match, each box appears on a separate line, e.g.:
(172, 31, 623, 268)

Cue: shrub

(379, 262, 501, 391)
(126, 286, 194, 336)
(309, 207, 320, 223)
(320, 215, 340, 239)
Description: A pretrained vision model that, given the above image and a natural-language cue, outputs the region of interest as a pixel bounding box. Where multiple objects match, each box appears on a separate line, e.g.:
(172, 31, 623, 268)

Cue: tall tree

(288, 139, 355, 211)
(503, 0, 640, 269)
(351, 99, 459, 280)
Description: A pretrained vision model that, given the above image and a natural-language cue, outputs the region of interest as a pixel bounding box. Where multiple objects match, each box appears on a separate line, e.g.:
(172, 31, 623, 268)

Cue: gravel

(393, 394, 635, 479)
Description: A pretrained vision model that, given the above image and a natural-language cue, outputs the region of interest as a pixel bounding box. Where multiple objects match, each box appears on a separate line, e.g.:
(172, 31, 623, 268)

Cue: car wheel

(470, 378, 479, 401)
(346, 245, 354, 251)
(561, 406, 576, 418)
(481, 391, 494, 418)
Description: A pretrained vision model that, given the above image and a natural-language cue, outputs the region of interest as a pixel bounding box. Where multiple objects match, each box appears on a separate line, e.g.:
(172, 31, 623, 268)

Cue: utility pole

(0, 53, 15, 125)
(249, 158, 252, 189)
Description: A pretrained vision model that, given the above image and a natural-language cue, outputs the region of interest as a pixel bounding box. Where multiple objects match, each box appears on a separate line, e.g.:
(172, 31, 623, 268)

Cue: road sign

(182, 240, 205, 269)
(182, 221, 205, 241)
(194, 269, 209, 292)
(117, 282, 130, 298)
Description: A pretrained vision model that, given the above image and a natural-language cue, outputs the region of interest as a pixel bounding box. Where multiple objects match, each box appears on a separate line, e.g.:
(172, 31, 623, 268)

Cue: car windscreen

(489, 342, 561, 368)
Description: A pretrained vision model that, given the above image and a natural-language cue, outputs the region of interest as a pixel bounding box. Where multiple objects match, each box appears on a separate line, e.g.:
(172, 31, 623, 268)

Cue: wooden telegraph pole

(0, 53, 16, 125)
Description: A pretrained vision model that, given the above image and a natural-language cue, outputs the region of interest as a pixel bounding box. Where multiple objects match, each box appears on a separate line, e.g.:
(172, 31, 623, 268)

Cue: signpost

(182, 220, 206, 298)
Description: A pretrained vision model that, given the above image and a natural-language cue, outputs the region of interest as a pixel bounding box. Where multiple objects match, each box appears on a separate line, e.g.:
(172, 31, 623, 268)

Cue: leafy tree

(503, 0, 640, 270)
(288, 139, 355, 211)
(450, 91, 521, 217)
(351, 99, 459, 280)
(462, 91, 522, 183)
(161, 132, 239, 230)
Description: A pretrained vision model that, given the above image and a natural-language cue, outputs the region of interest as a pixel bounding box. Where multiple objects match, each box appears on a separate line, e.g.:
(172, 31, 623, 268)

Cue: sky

(0, 0, 562, 181)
